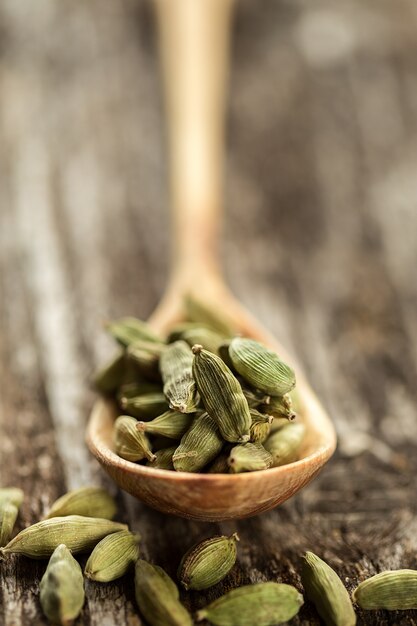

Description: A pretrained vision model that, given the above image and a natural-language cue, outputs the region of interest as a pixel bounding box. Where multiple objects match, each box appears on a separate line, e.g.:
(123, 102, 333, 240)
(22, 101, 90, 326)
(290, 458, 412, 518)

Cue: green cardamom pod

(229, 338, 296, 396)
(1, 516, 127, 558)
(127, 340, 165, 381)
(228, 443, 273, 473)
(160, 341, 200, 413)
(40, 544, 84, 626)
(106, 317, 162, 346)
(135, 559, 193, 626)
(153, 564, 180, 599)
(178, 533, 239, 590)
(352, 570, 417, 610)
(268, 416, 293, 433)
(45, 486, 117, 520)
(137, 411, 195, 440)
(147, 446, 177, 470)
(114, 415, 156, 462)
(301, 551, 356, 626)
(192, 345, 251, 443)
(264, 422, 305, 467)
(184, 294, 235, 337)
(173, 412, 223, 473)
(0, 503, 19, 548)
(0, 487, 24, 508)
(196, 582, 304, 626)
(249, 409, 273, 443)
(121, 393, 169, 420)
(93, 352, 126, 395)
(261, 393, 296, 421)
(85, 529, 140, 582)
(182, 327, 224, 355)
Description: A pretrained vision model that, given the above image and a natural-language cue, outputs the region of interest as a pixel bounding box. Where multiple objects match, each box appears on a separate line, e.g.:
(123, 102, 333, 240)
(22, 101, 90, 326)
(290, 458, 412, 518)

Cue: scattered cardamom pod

(0, 503, 19, 548)
(121, 393, 169, 420)
(178, 533, 239, 590)
(160, 340, 200, 413)
(352, 570, 417, 610)
(196, 582, 304, 626)
(85, 529, 140, 582)
(114, 415, 156, 462)
(264, 422, 305, 467)
(192, 345, 251, 443)
(135, 559, 193, 626)
(301, 551, 356, 626)
(93, 352, 126, 394)
(137, 411, 195, 440)
(184, 294, 235, 337)
(261, 393, 295, 421)
(249, 409, 273, 443)
(106, 317, 162, 346)
(40, 544, 84, 626)
(127, 340, 165, 380)
(45, 486, 117, 520)
(182, 327, 224, 355)
(228, 443, 273, 473)
(1, 516, 127, 558)
(0, 487, 24, 508)
(173, 412, 223, 472)
(147, 446, 177, 470)
(229, 338, 295, 396)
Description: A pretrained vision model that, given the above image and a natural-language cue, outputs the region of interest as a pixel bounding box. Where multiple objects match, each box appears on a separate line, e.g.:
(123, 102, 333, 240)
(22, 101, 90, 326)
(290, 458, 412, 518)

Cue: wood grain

(1, 0, 417, 624)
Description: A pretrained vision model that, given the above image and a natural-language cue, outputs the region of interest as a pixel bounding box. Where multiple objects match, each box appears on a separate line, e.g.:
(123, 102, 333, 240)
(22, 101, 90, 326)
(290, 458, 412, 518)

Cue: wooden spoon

(86, 0, 336, 521)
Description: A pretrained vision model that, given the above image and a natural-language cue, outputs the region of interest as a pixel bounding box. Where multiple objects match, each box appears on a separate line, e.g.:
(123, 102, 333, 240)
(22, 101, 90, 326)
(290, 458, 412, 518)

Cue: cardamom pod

(352, 570, 417, 610)
(264, 422, 305, 467)
(228, 443, 273, 473)
(127, 340, 165, 381)
(160, 341, 199, 413)
(249, 409, 273, 443)
(93, 352, 126, 395)
(184, 294, 235, 336)
(85, 529, 140, 582)
(147, 446, 177, 470)
(261, 393, 296, 421)
(268, 417, 293, 433)
(301, 551, 356, 626)
(173, 412, 223, 473)
(106, 317, 162, 346)
(114, 415, 156, 462)
(192, 346, 251, 443)
(229, 338, 296, 396)
(1, 516, 127, 558)
(45, 486, 117, 520)
(121, 393, 169, 420)
(178, 533, 239, 590)
(135, 559, 193, 626)
(0, 487, 24, 508)
(0, 503, 19, 548)
(153, 564, 180, 599)
(137, 411, 195, 440)
(40, 544, 84, 626)
(196, 582, 304, 626)
(182, 327, 224, 355)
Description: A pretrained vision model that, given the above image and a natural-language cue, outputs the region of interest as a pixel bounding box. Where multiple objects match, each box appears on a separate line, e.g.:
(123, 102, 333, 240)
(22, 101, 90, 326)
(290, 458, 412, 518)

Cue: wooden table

(1, 1, 417, 624)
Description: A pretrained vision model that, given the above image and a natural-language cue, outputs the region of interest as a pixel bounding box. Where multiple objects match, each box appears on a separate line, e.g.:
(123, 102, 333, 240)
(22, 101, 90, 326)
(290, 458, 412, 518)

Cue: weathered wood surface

(1, 0, 417, 624)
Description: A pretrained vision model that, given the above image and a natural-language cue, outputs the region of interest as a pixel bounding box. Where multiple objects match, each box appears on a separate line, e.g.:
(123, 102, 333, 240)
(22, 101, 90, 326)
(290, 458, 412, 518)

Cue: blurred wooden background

(1, 0, 417, 624)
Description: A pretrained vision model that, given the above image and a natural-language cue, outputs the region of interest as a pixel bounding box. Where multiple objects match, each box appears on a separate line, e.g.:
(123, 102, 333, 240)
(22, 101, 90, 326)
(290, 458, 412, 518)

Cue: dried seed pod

(1, 516, 127, 558)
(93, 352, 126, 395)
(260, 393, 295, 421)
(121, 393, 169, 420)
(192, 346, 251, 443)
(249, 409, 273, 443)
(264, 422, 305, 467)
(135, 559, 193, 626)
(40, 544, 84, 626)
(184, 294, 235, 336)
(229, 338, 295, 396)
(85, 530, 140, 582)
(137, 411, 195, 440)
(45, 486, 117, 520)
(182, 327, 224, 354)
(106, 317, 162, 346)
(228, 443, 273, 474)
(196, 582, 304, 626)
(147, 446, 177, 470)
(127, 340, 165, 380)
(352, 570, 417, 610)
(173, 413, 223, 473)
(160, 341, 199, 413)
(0, 487, 24, 508)
(301, 551, 356, 626)
(178, 533, 239, 590)
(0, 503, 19, 548)
(114, 416, 156, 462)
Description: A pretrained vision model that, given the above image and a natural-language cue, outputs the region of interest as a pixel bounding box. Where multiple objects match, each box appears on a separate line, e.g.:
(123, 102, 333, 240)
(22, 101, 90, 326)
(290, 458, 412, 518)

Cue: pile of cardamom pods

(95, 304, 305, 473)
(1, 485, 416, 625)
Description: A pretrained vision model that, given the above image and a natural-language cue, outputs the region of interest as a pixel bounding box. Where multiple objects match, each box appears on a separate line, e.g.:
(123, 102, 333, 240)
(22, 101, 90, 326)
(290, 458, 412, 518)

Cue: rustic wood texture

(1, 0, 417, 624)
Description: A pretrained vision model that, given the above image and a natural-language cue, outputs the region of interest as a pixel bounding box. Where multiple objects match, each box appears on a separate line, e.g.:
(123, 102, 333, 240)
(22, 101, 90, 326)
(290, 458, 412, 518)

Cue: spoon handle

(154, 0, 235, 289)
